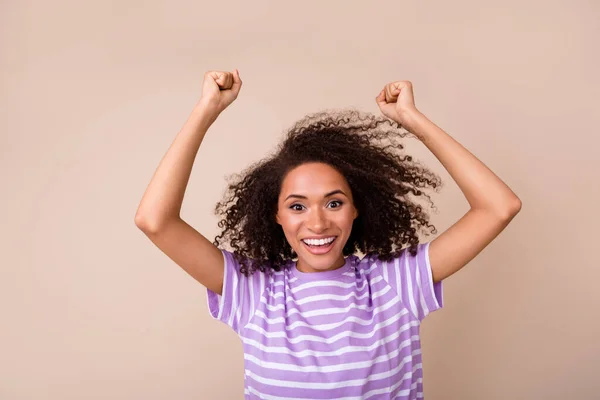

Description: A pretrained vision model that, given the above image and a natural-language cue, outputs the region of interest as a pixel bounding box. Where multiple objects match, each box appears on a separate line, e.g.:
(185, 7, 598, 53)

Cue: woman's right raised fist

(197, 69, 242, 115)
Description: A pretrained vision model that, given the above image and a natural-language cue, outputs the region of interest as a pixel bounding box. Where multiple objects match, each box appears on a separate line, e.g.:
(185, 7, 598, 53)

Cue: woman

(135, 69, 522, 399)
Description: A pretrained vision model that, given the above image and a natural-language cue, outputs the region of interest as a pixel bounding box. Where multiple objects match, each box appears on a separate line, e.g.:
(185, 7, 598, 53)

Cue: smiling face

(275, 162, 359, 273)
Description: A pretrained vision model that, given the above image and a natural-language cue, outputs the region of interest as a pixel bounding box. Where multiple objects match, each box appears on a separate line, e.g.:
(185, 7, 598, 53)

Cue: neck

(296, 254, 346, 273)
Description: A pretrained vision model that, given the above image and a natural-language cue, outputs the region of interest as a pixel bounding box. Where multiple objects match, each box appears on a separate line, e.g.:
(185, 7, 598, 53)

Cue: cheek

(336, 210, 357, 227)
(278, 214, 302, 234)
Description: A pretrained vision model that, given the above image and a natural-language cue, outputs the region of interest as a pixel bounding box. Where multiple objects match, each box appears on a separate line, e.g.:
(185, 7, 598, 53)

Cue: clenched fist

(197, 69, 242, 115)
(375, 80, 420, 128)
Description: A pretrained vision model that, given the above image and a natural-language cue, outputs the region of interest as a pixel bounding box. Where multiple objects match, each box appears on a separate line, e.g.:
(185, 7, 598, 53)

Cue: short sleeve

(378, 242, 443, 321)
(206, 249, 267, 333)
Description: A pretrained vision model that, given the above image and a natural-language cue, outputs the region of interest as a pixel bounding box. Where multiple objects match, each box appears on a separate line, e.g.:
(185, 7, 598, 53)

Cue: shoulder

(222, 249, 284, 277)
(364, 243, 429, 262)
(358, 243, 431, 275)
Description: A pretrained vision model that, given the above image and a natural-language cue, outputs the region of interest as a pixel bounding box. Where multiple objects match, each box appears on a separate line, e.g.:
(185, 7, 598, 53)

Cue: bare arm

(135, 70, 242, 294)
(134, 106, 217, 231)
(402, 110, 521, 282)
(377, 81, 522, 282)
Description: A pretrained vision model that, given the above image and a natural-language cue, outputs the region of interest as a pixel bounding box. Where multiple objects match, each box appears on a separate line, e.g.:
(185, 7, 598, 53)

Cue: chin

(296, 240, 344, 269)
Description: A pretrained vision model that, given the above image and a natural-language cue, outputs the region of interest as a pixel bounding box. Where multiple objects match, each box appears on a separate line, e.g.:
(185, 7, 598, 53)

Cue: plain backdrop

(1, 0, 599, 399)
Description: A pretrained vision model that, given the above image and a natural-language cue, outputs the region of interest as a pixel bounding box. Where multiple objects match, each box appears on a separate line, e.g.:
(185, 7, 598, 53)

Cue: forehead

(279, 163, 350, 198)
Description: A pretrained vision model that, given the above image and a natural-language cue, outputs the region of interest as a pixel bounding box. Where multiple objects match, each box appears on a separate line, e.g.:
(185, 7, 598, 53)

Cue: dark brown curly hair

(212, 108, 442, 276)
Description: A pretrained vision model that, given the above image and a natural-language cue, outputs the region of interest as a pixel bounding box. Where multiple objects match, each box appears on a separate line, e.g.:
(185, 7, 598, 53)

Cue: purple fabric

(207, 242, 443, 399)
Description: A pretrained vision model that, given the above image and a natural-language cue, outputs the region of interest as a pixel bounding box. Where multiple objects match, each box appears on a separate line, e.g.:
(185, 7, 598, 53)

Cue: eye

(328, 200, 343, 208)
(289, 204, 304, 211)
(289, 200, 343, 211)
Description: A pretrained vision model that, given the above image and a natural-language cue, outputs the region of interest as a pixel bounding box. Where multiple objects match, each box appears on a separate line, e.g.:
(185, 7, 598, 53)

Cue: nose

(307, 208, 328, 232)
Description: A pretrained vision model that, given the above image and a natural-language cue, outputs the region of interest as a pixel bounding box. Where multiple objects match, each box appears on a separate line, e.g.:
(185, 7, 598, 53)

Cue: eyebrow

(284, 189, 348, 202)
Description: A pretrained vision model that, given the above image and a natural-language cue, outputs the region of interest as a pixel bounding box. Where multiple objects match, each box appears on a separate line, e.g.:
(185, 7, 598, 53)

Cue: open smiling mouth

(301, 237, 337, 255)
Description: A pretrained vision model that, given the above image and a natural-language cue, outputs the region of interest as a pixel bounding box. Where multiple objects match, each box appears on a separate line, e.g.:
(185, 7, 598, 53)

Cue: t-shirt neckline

(291, 256, 357, 281)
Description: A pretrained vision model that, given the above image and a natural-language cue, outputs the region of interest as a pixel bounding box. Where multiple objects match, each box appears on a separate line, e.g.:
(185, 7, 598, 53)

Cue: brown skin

(276, 162, 359, 273)
(137, 69, 520, 296)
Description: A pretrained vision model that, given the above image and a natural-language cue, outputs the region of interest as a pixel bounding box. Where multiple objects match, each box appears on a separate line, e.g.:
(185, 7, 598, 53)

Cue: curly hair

(212, 108, 442, 276)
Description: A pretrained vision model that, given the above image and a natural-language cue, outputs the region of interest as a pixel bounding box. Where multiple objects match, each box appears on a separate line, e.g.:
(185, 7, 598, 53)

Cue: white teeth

(302, 237, 335, 246)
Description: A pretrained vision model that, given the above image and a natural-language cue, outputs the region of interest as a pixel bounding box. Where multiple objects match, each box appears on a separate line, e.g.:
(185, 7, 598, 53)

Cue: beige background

(1, 0, 599, 399)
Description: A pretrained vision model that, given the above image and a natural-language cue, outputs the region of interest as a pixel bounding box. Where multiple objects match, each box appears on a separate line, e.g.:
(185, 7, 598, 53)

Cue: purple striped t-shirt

(207, 242, 443, 399)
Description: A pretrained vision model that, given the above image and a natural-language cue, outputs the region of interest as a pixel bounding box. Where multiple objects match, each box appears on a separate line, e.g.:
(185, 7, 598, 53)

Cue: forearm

(401, 111, 521, 217)
(135, 104, 219, 230)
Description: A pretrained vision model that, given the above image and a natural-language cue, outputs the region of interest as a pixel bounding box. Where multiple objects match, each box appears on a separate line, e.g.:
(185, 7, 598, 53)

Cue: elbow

(134, 213, 160, 233)
(135, 212, 179, 234)
(500, 197, 522, 220)
(479, 197, 522, 221)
